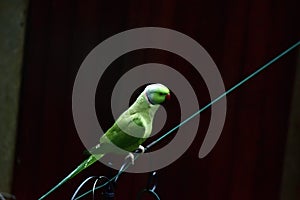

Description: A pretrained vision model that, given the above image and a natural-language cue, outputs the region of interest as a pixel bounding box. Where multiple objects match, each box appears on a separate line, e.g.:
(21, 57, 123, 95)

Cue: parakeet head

(145, 83, 170, 105)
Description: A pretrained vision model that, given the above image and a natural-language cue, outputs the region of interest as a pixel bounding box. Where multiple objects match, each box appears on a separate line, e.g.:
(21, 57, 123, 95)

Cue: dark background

(11, 0, 300, 199)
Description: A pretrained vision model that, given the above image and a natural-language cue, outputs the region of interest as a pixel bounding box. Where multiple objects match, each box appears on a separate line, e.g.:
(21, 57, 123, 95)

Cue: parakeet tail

(38, 154, 104, 200)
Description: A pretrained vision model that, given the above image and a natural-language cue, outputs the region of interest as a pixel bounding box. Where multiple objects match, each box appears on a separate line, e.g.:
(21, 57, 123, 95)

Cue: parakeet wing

(100, 113, 147, 152)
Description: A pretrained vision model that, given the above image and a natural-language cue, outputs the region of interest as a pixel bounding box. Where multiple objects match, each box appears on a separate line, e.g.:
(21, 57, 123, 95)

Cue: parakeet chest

(117, 110, 153, 138)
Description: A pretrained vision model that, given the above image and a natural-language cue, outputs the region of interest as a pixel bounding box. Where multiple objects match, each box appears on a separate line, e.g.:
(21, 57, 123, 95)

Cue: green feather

(38, 84, 170, 199)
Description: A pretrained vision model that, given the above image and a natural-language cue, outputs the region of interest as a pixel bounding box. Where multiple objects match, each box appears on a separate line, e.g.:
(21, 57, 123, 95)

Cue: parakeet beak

(166, 93, 171, 101)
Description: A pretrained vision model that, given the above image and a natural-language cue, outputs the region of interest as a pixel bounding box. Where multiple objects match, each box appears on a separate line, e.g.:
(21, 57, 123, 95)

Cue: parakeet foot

(137, 145, 145, 153)
(125, 152, 135, 165)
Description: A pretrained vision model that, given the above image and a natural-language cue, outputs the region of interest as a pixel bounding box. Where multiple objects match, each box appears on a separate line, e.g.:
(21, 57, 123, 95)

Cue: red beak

(166, 93, 171, 101)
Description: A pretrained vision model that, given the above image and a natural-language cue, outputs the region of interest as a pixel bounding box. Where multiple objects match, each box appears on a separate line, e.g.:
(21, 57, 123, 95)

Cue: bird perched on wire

(39, 83, 170, 200)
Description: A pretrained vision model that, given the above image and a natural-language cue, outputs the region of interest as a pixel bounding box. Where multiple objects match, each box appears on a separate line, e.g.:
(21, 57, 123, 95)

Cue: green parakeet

(39, 83, 170, 199)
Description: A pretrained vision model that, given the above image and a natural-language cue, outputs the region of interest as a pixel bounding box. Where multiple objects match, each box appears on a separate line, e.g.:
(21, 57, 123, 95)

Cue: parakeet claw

(138, 145, 145, 153)
(125, 152, 135, 165)
(124, 145, 145, 165)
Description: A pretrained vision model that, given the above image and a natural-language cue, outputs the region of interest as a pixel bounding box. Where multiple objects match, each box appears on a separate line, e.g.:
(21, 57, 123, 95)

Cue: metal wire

(74, 40, 300, 200)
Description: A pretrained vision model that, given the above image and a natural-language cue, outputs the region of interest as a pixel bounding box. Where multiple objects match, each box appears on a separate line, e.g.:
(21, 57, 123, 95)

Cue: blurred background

(0, 0, 299, 199)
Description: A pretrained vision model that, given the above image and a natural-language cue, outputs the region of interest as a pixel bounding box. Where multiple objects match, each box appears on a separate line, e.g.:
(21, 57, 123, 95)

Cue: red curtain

(12, 0, 300, 199)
